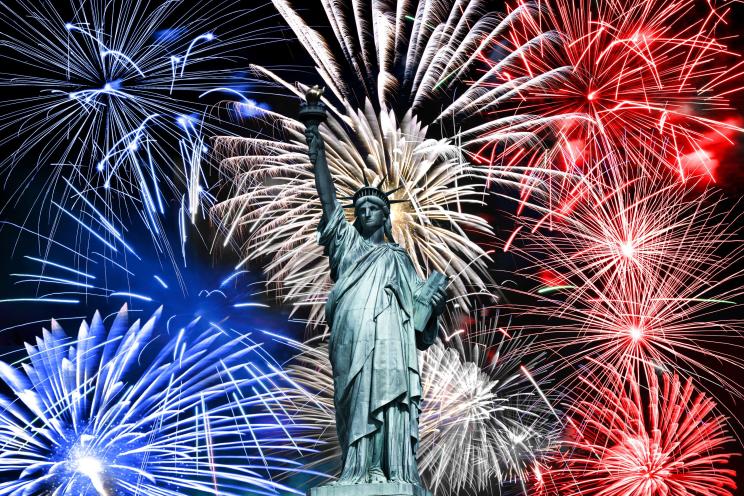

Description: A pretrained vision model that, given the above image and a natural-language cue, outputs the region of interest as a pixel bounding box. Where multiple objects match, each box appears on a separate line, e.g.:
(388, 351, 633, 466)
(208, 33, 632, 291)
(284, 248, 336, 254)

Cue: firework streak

(0, 305, 321, 495)
(499, 167, 744, 402)
(0, 0, 277, 248)
(0, 179, 273, 327)
(532, 362, 737, 496)
(471, 0, 743, 186)
(212, 0, 580, 324)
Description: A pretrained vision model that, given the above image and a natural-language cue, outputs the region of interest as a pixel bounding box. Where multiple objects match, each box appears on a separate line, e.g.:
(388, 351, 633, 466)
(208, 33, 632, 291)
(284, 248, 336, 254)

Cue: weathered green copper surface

(299, 87, 444, 491)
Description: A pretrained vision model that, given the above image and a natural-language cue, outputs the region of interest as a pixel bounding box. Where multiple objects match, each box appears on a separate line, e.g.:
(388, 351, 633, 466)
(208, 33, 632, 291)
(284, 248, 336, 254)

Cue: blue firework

(0, 122, 322, 493)
(0, 178, 286, 344)
(0, 0, 273, 243)
(0, 304, 317, 495)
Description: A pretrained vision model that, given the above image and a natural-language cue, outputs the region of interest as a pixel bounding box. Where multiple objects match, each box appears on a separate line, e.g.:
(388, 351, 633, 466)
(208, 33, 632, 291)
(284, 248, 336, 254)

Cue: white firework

(214, 0, 558, 323)
(269, 318, 557, 495)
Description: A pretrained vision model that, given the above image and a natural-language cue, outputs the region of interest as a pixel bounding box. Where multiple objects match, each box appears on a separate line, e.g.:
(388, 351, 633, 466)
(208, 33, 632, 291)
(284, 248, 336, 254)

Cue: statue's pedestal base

(308, 482, 431, 496)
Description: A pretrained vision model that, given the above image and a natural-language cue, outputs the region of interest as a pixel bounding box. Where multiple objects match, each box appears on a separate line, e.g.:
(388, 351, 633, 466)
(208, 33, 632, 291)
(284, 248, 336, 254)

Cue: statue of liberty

(299, 86, 446, 495)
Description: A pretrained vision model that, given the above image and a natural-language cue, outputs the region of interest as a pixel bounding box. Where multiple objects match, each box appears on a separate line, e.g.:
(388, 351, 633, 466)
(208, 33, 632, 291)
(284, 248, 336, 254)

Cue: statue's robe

(319, 204, 436, 484)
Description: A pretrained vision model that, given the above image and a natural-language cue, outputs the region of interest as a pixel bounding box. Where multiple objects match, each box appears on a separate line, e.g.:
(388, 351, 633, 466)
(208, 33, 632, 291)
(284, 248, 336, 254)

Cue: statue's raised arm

(298, 86, 337, 220)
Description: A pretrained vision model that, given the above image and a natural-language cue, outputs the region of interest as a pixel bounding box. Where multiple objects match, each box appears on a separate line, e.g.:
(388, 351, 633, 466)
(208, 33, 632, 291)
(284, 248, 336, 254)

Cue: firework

(0, 179, 281, 344)
(267, 308, 558, 495)
(509, 169, 740, 301)
(213, 0, 568, 323)
(0, 305, 316, 495)
(0, 134, 319, 493)
(501, 168, 744, 399)
(0, 0, 277, 244)
(418, 337, 556, 495)
(473, 0, 743, 183)
(533, 363, 737, 496)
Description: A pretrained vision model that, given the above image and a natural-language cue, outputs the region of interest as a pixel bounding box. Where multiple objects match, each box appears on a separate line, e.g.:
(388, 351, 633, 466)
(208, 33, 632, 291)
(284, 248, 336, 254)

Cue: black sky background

(0, 0, 743, 492)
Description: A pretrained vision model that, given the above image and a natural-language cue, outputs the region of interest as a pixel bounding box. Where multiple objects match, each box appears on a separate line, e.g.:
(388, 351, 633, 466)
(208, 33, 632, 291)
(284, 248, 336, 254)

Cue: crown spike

(376, 174, 387, 189)
(345, 176, 410, 210)
(384, 185, 404, 197)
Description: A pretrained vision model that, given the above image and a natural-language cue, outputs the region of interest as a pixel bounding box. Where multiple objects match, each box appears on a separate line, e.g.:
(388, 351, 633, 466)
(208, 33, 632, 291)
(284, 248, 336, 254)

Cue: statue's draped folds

(319, 204, 437, 484)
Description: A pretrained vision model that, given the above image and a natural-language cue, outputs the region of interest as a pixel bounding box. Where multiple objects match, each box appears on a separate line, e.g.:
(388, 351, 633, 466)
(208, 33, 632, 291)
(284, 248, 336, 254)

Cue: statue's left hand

(431, 287, 446, 315)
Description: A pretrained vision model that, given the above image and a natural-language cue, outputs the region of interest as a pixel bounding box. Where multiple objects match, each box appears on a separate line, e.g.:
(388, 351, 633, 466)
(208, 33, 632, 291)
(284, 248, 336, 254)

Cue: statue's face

(356, 200, 386, 236)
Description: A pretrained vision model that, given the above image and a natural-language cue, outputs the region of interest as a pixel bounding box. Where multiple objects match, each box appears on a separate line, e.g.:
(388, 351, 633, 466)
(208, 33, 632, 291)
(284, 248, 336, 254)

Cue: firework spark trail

(498, 167, 744, 400)
(505, 168, 742, 302)
(0, 190, 322, 492)
(0, 181, 270, 341)
(532, 362, 738, 496)
(472, 0, 743, 188)
(212, 0, 570, 324)
(0, 0, 278, 248)
(0, 304, 319, 495)
(263, 307, 558, 495)
(217, 101, 495, 325)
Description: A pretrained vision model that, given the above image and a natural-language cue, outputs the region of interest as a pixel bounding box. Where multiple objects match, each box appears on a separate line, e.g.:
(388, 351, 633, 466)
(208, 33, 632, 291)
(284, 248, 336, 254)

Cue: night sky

(1, 0, 744, 493)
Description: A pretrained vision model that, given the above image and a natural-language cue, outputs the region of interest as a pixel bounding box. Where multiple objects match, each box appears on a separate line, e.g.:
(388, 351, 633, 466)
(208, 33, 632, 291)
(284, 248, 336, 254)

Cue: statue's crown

(341, 173, 406, 209)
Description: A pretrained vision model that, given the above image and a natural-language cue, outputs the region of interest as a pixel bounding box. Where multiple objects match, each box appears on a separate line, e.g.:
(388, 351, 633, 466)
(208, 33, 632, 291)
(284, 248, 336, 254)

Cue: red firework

(511, 170, 739, 301)
(532, 363, 738, 496)
(500, 167, 744, 397)
(472, 0, 743, 182)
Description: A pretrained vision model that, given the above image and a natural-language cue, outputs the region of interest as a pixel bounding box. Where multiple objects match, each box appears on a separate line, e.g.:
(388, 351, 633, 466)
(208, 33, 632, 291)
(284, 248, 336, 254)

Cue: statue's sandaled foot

(330, 476, 362, 486)
(388, 475, 411, 484)
(366, 467, 387, 484)
(334, 480, 358, 486)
